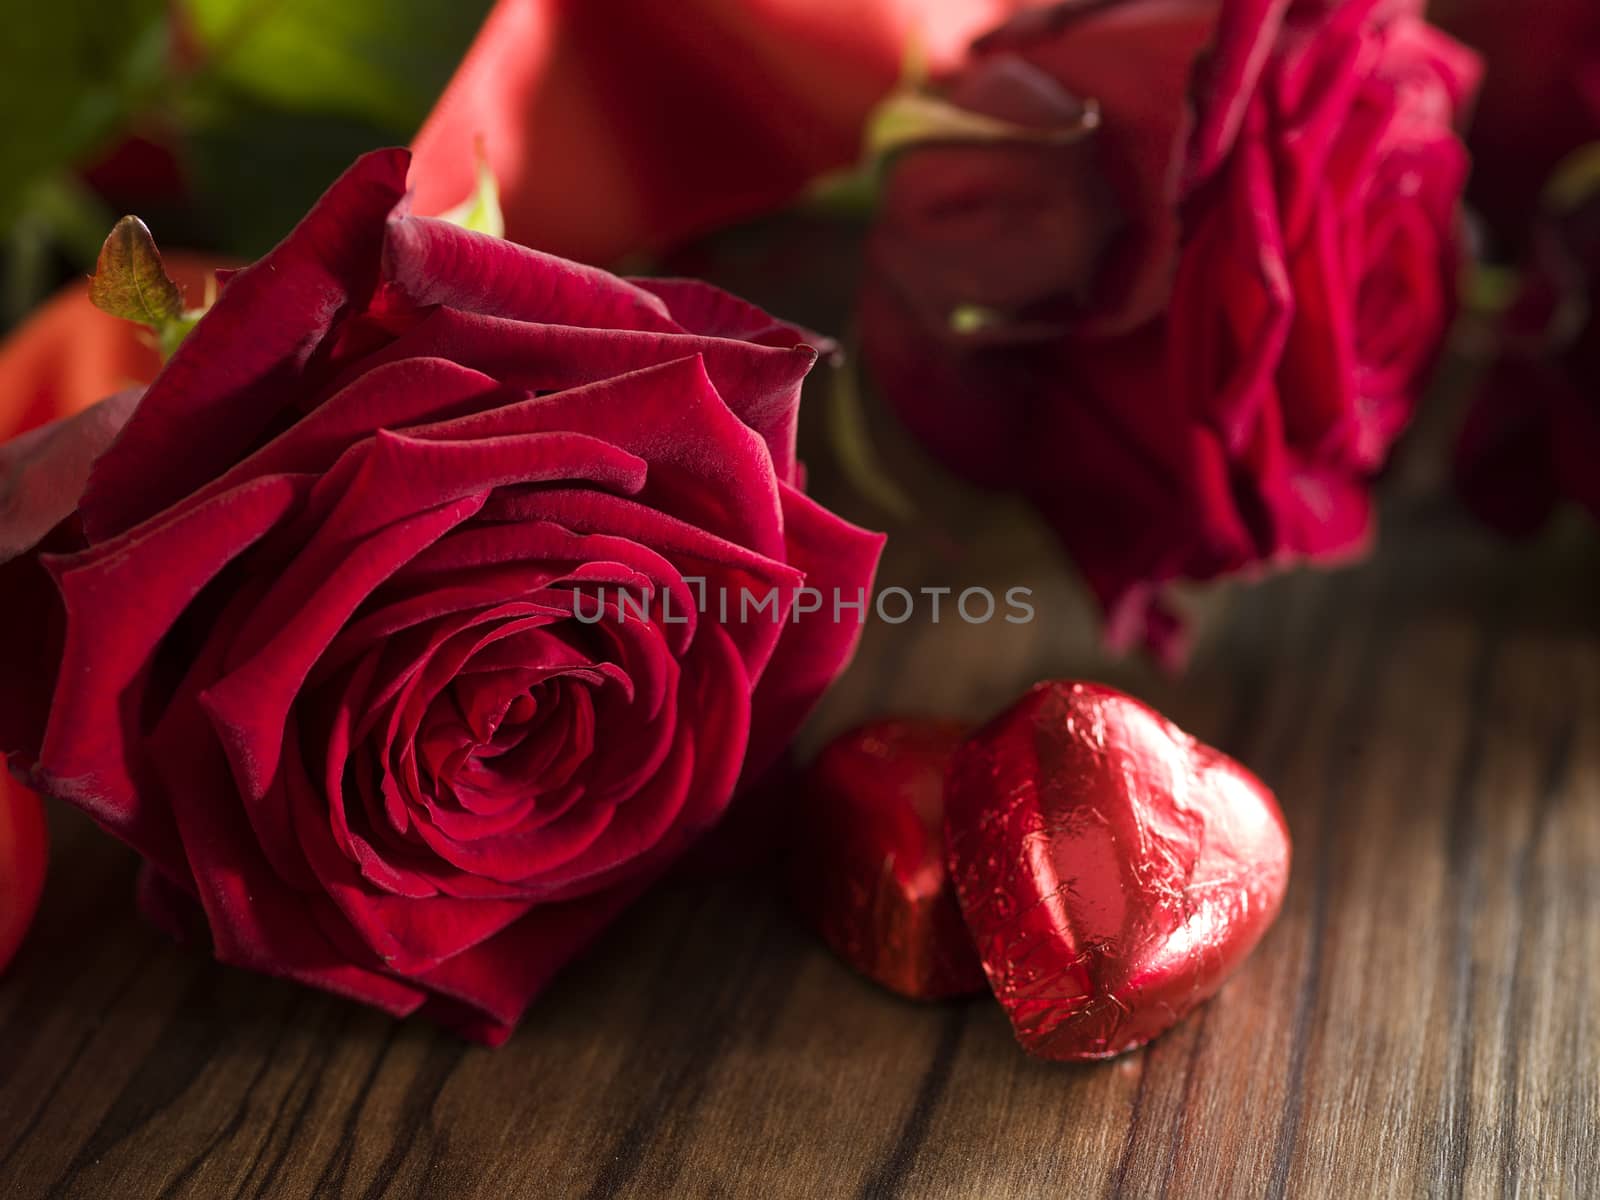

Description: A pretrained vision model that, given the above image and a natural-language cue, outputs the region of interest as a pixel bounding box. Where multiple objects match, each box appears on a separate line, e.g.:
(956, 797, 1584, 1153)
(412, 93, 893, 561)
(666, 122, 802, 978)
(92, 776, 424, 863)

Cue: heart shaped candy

(793, 719, 987, 999)
(946, 682, 1291, 1060)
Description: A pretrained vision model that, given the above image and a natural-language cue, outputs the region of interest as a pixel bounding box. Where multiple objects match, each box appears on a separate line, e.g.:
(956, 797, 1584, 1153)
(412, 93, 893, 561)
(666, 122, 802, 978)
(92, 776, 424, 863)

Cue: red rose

(861, 0, 1478, 664)
(0, 149, 883, 1043)
(1456, 178, 1600, 533)
(1430, 0, 1600, 252)
(79, 134, 190, 223)
(409, 0, 1035, 264)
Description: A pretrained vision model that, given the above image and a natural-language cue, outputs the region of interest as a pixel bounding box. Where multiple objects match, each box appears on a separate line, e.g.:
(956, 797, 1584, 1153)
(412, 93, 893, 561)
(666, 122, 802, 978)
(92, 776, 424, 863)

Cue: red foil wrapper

(946, 682, 1291, 1060)
(793, 720, 987, 1000)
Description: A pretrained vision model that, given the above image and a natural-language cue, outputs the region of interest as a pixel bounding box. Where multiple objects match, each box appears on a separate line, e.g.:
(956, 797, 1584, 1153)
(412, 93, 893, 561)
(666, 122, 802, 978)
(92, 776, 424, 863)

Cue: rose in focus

(0, 150, 882, 1043)
(861, 0, 1478, 663)
(1456, 170, 1600, 533)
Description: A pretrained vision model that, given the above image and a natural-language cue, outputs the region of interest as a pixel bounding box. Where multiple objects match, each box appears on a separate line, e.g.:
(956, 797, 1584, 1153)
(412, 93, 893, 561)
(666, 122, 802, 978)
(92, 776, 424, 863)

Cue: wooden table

(1, 361, 1597, 1197)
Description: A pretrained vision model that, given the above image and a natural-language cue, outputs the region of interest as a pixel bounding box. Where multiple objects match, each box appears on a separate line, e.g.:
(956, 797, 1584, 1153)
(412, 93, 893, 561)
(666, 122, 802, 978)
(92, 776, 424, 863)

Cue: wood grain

(0, 400, 1596, 1198)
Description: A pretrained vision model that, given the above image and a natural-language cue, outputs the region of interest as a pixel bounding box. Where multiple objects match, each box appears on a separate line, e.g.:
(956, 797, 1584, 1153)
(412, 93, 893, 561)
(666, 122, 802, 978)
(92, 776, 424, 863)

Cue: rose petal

(744, 483, 884, 782)
(36, 475, 308, 877)
(353, 306, 816, 482)
(80, 149, 412, 540)
(146, 642, 428, 1019)
(384, 214, 679, 332)
(0, 389, 142, 564)
(202, 494, 488, 804)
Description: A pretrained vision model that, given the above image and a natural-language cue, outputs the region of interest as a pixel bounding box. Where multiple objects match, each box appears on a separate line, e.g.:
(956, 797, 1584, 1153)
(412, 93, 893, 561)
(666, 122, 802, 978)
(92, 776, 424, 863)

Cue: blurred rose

(0, 253, 220, 446)
(409, 0, 1036, 264)
(0, 773, 48, 975)
(861, 0, 1478, 663)
(1456, 174, 1600, 533)
(79, 134, 190, 220)
(1429, 0, 1600, 253)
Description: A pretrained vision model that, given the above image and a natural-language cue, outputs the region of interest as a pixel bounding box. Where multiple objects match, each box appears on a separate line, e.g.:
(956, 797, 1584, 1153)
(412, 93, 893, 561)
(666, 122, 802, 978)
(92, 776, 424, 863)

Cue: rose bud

(946, 682, 1291, 1061)
(792, 719, 987, 1000)
(0, 774, 48, 975)
(409, 0, 1035, 263)
(1456, 160, 1600, 533)
(1430, 0, 1600, 254)
(861, 0, 1480, 666)
(0, 149, 883, 1045)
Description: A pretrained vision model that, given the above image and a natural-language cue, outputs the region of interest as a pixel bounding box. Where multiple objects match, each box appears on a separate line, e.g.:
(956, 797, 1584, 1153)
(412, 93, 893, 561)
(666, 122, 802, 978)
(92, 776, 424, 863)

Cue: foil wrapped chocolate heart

(946, 681, 1291, 1060)
(793, 720, 987, 999)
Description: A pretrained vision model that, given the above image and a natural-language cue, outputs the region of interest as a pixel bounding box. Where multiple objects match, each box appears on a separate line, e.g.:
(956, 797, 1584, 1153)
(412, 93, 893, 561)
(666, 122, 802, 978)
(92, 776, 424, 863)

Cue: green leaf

(949, 304, 1004, 335)
(85, 214, 209, 359)
(801, 167, 881, 222)
(825, 356, 919, 524)
(865, 89, 1100, 161)
(89, 216, 185, 327)
(803, 79, 1104, 223)
(1465, 264, 1522, 318)
(439, 144, 505, 238)
(158, 311, 206, 360)
(1545, 143, 1600, 214)
(179, 0, 494, 134)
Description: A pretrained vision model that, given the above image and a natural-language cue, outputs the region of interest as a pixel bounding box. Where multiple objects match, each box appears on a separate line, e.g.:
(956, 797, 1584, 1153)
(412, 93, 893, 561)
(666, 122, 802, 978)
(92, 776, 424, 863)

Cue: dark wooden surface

(1, 376, 1598, 1197)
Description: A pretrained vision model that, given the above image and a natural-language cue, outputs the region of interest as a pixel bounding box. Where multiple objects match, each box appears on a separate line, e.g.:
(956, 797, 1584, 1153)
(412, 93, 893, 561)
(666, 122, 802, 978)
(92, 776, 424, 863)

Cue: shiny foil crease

(946, 681, 1291, 1060)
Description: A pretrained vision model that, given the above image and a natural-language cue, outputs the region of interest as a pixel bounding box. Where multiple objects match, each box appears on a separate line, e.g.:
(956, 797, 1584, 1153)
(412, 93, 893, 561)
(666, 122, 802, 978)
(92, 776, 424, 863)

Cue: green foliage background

(0, 0, 494, 325)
